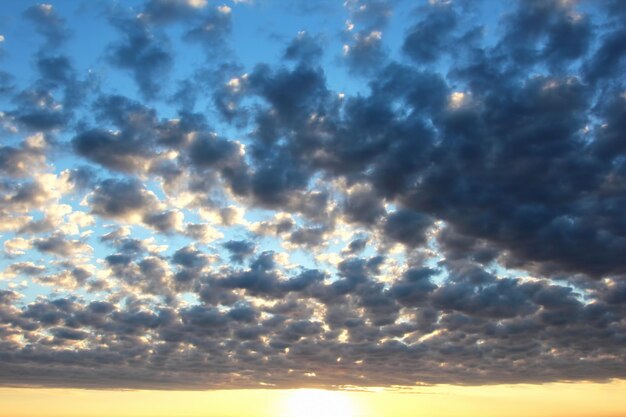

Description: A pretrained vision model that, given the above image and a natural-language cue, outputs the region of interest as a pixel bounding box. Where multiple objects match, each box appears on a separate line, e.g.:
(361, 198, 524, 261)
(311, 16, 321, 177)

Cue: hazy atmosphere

(0, 0, 625, 415)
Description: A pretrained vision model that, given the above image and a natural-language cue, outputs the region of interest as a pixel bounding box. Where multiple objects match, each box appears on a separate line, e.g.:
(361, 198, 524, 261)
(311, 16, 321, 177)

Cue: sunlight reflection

(281, 389, 358, 417)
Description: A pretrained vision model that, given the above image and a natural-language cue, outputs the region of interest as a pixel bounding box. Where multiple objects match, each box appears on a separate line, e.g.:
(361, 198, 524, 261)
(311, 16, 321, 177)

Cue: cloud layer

(0, 0, 625, 390)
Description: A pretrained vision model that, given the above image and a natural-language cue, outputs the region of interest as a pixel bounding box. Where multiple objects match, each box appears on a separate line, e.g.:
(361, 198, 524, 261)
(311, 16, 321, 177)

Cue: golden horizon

(1, 380, 625, 417)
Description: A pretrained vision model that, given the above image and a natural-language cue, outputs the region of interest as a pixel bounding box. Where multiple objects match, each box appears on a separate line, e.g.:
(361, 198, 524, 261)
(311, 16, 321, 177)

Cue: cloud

(223, 239, 256, 263)
(0, 134, 47, 177)
(342, 184, 385, 225)
(500, 0, 592, 68)
(72, 94, 198, 174)
(187, 132, 242, 169)
(585, 26, 626, 83)
(343, 30, 387, 75)
(88, 178, 158, 220)
(341, 0, 391, 74)
(284, 32, 324, 64)
(23, 3, 70, 48)
(1, 0, 626, 391)
(107, 13, 173, 99)
(183, 6, 232, 50)
(402, 2, 457, 64)
(344, 0, 392, 31)
(9, 87, 69, 130)
(183, 223, 223, 243)
(32, 233, 93, 258)
(380, 210, 432, 248)
(85, 179, 181, 236)
(73, 129, 152, 173)
(142, 0, 208, 25)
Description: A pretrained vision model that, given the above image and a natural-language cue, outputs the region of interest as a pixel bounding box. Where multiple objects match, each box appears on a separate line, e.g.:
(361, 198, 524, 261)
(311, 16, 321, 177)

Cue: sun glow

(281, 389, 358, 417)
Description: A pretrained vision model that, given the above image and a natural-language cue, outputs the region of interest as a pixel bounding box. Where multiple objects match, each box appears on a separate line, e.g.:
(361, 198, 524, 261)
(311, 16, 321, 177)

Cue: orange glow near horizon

(0, 380, 625, 417)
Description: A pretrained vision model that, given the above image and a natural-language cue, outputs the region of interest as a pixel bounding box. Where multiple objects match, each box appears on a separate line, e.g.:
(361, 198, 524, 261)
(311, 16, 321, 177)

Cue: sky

(0, 0, 625, 416)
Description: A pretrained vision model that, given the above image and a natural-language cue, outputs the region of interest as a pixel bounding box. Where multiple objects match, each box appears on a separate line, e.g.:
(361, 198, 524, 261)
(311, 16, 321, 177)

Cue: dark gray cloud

(382, 209, 432, 248)
(34, 53, 93, 110)
(284, 32, 324, 64)
(6, 262, 46, 276)
(73, 94, 196, 173)
(2, 260, 624, 389)
(223, 239, 256, 264)
(500, 0, 592, 68)
(142, 0, 205, 24)
(342, 0, 392, 74)
(73, 129, 149, 172)
(343, 30, 387, 75)
(343, 236, 368, 255)
(36, 54, 73, 85)
(0, 71, 14, 95)
(402, 3, 457, 64)
(143, 210, 182, 233)
(0, 139, 46, 177)
(188, 132, 241, 169)
(288, 226, 327, 248)
(89, 178, 157, 219)
(23, 3, 71, 48)
(172, 245, 208, 269)
(10, 88, 69, 130)
(107, 13, 173, 99)
(86, 178, 187, 236)
(32, 234, 91, 257)
(183, 7, 232, 51)
(345, 0, 392, 30)
(585, 26, 626, 83)
(343, 186, 385, 225)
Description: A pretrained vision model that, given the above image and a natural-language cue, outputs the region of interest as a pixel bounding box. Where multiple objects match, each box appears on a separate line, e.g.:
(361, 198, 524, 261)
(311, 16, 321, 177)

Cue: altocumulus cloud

(0, 0, 625, 390)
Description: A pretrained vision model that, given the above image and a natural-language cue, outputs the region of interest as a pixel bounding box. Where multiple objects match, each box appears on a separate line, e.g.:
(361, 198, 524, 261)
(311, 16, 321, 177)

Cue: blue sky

(1, 0, 626, 390)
